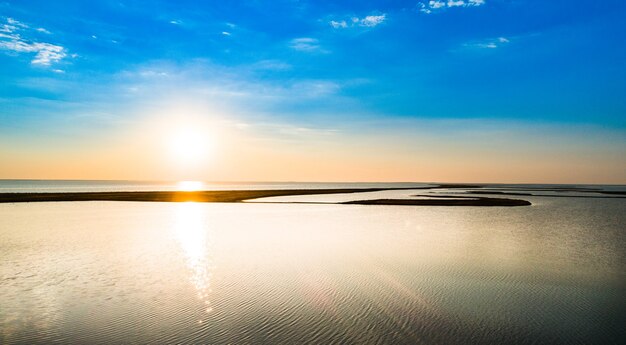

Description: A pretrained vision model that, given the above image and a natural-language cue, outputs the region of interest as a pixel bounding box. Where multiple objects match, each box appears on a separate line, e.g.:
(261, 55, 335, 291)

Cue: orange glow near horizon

(0, 100, 624, 184)
(177, 181, 205, 191)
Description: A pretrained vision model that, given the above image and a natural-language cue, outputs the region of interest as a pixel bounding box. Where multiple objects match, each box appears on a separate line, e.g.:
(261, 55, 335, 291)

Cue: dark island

(343, 197, 532, 207)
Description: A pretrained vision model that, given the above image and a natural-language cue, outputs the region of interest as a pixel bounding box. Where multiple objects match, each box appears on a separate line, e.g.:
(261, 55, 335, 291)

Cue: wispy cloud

(359, 14, 387, 27)
(15, 42, 66, 65)
(36, 27, 51, 34)
(289, 37, 323, 52)
(0, 17, 67, 66)
(330, 20, 348, 29)
(290, 80, 340, 97)
(251, 59, 292, 71)
(419, 0, 485, 14)
(329, 13, 387, 29)
(463, 36, 509, 49)
(2, 17, 28, 32)
(102, 60, 357, 125)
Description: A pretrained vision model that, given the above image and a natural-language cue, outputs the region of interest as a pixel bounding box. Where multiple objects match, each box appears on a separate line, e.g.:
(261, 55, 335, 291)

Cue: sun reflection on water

(173, 202, 215, 323)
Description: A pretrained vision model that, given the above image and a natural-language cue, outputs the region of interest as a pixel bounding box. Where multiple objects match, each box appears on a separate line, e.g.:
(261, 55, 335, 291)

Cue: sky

(0, 0, 625, 183)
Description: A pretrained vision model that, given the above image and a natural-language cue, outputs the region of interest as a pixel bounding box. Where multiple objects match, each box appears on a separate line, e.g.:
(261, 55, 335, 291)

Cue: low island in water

(0, 184, 533, 206)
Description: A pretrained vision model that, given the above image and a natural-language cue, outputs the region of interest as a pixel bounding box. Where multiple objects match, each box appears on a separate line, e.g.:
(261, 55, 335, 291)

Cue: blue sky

(1, 0, 625, 182)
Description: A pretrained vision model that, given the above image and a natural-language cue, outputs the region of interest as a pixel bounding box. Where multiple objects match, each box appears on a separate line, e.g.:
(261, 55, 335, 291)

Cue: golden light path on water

(173, 202, 215, 324)
(0, 186, 624, 344)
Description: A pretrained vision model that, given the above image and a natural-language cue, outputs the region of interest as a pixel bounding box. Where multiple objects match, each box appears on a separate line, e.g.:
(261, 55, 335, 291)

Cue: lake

(0, 182, 624, 344)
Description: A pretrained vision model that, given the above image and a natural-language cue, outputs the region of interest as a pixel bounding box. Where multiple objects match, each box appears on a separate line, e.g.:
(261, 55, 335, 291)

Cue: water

(1, 183, 625, 344)
(0, 180, 428, 193)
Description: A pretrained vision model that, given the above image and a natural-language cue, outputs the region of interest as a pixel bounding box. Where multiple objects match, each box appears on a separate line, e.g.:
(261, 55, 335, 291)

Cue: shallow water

(1, 197, 625, 344)
(0, 180, 428, 193)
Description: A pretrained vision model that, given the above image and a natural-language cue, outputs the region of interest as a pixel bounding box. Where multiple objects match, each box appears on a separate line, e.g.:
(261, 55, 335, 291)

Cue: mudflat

(0, 188, 413, 203)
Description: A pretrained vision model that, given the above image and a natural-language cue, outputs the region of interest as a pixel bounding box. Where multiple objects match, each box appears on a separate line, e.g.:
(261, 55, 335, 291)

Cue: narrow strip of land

(344, 197, 532, 207)
(0, 188, 415, 204)
(4, 183, 622, 206)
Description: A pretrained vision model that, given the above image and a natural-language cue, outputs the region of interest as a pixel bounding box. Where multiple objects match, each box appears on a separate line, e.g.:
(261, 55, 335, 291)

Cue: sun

(167, 126, 211, 167)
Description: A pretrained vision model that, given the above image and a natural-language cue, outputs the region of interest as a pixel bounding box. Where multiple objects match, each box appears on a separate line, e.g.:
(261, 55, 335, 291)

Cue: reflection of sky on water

(0, 259, 64, 342)
(0, 197, 624, 344)
(173, 202, 215, 323)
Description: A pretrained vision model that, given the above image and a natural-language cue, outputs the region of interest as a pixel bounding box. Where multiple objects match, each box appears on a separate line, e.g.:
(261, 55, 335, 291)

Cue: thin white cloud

(222, 31, 231, 36)
(0, 18, 67, 66)
(31, 44, 66, 65)
(0, 40, 67, 65)
(431, 1, 446, 9)
(255, 122, 340, 141)
(1, 18, 27, 34)
(251, 59, 292, 71)
(36, 28, 51, 34)
(6, 18, 28, 29)
(447, 1, 465, 7)
(419, 0, 485, 14)
(289, 37, 322, 52)
(463, 36, 510, 49)
(330, 20, 348, 29)
(329, 13, 387, 29)
(291, 80, 340, 97)
(359, 14, 386, 27)
(116, 60, 348, 106)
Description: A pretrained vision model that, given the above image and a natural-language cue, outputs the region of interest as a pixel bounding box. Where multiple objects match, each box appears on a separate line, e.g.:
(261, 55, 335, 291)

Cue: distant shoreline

(0, 186, 534, 207)
(2, 183, 625, 206)
(0, 188, 414, 204)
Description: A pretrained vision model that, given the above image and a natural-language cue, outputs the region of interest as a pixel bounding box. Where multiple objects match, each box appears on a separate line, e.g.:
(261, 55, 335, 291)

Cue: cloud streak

(289, 37, 323, 52)
(329, 13, 387, 29)
(419, 0, 485, 14)
(0, 40, 66, 65)
(463, 36, 510, 49)
(359, 14, 387, 27)
(0, 17, 67, 66)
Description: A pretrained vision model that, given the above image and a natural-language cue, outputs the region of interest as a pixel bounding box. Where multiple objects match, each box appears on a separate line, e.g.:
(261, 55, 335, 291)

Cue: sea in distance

(0, 180, 624, 344)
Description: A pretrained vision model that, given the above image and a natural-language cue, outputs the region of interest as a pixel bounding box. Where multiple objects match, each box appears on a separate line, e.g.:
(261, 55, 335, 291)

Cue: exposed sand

(0, 188, 408, 203)
(0, 185, 534, 206)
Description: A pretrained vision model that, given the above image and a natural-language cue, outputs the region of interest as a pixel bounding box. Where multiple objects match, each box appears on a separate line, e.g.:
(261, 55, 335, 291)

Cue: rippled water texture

(1, 197, 625, 344)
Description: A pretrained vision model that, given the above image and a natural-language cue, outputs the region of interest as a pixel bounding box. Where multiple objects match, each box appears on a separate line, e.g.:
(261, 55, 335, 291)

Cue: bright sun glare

(167, 126, 211, 166)
(177, 180, 205, 191)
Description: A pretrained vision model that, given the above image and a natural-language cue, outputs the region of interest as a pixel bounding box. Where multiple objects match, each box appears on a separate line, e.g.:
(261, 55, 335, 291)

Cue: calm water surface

(0, 192, 625, 344)
(0, 180, 428, 193)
